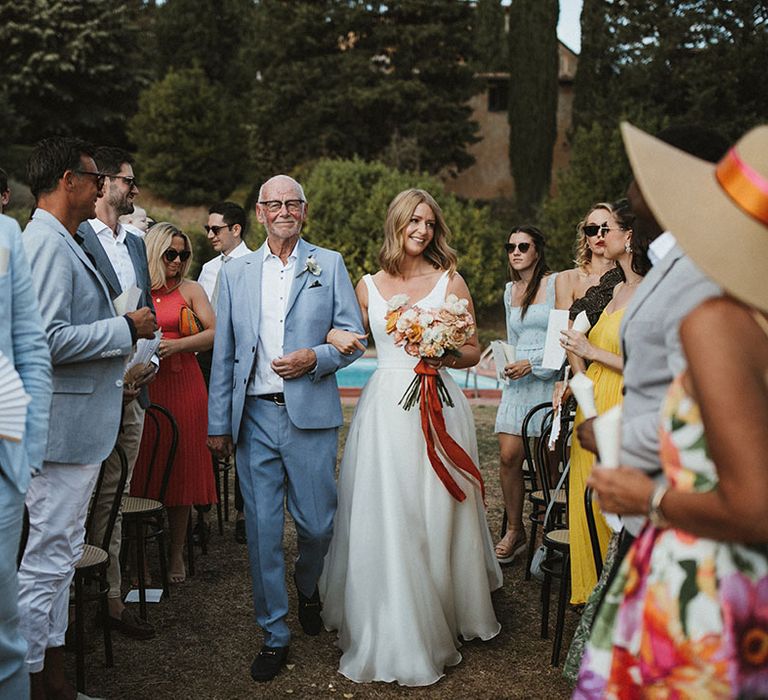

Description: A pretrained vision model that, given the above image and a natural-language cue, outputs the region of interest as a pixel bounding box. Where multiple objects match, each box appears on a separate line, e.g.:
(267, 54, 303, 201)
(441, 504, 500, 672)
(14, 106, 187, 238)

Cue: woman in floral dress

(576, 124, 768, 697)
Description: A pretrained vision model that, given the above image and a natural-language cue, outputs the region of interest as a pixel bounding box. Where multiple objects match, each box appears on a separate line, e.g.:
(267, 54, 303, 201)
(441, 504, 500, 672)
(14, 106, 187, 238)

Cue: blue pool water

(336, 357, 500, 390)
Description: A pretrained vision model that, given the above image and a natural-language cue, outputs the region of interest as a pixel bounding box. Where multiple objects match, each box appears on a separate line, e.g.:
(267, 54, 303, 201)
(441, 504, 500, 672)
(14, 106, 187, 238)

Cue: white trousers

(17, 461, 100, 673)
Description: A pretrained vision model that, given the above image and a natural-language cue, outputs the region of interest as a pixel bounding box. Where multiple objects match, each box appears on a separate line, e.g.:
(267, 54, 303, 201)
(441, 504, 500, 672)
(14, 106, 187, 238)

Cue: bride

(320, 188, 502, 686)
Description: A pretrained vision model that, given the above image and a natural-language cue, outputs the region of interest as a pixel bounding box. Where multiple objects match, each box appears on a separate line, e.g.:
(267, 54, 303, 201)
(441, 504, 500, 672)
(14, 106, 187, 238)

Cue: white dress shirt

(647, 231, 677, 267)
(89, 217, 136, 293)
(247, 242, 298, 396)
(198, 240, 251, 301)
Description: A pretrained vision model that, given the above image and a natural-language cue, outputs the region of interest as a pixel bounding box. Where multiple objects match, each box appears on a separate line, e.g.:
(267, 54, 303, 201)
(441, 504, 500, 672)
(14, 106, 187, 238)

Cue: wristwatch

(648, 484, 670, 528)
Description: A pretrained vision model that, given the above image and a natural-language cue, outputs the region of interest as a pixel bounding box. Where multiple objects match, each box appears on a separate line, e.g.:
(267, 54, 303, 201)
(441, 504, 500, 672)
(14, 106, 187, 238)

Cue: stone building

(446, 40, 578, 201)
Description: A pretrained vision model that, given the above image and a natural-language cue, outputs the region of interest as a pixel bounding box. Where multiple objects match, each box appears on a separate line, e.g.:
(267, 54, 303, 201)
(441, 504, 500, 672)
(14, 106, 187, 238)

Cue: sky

(557, 0, 583, 53)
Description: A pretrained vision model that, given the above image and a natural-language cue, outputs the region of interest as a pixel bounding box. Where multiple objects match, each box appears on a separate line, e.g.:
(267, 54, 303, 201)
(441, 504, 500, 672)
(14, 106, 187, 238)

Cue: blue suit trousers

(0, 470, 28, 698)
(236, 397, 338, 647)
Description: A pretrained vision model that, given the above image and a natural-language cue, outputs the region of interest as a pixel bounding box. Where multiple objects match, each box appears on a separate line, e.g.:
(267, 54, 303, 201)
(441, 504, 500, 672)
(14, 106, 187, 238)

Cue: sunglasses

(505, 242, 532, 254)
(163, 248, 191, 263)
(108, 174, 139, 189)
(583, 223, 614, 237)
(204, 224, 231, 235)
(75, 169, 107, 187)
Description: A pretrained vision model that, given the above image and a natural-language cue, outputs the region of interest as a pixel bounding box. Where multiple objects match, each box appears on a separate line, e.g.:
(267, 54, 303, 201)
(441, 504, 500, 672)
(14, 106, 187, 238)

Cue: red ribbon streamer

(414, 360, 486, 502)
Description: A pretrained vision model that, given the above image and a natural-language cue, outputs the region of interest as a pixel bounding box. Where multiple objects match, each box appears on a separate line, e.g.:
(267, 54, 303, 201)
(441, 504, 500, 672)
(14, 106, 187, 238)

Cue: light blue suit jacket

(0, 215, 52, 493)
(23, 209, 134, 465)
(208, 238, 364, 441)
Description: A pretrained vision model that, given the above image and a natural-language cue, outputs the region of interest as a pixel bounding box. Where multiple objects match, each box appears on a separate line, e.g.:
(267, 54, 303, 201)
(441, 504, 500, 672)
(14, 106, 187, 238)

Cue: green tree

(0, 0, 147, 144)
(129, 68, 243, 204)
(152, 0, 256, 95)
(472, 0, 508, 72)
(571, 0, 616, 129)
(507, 0, 559, 217)
(572, 0, 768, 139)
(301, 158, 506, 316)
(247, 1, 479, 177)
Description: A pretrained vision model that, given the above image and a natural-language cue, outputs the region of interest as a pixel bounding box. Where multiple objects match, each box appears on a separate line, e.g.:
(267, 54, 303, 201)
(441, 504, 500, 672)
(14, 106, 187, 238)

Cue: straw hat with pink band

(621, 121, 768, 314)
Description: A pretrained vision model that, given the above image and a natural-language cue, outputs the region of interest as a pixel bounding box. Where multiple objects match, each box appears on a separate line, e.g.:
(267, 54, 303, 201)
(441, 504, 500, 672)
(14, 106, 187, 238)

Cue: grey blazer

(78, 220, 155, 408)
(23, 209, 134, 465)
(77, 221, 154, 311)
(620, 244, 720, 534)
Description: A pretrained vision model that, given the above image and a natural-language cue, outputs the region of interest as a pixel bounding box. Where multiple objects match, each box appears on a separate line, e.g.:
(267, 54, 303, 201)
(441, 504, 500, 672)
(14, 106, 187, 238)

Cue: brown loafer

(104, 608, 155, 640)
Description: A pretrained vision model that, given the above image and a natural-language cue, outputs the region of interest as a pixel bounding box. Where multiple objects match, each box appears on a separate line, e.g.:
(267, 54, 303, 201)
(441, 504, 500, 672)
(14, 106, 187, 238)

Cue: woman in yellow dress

(559, 201, 650, 605)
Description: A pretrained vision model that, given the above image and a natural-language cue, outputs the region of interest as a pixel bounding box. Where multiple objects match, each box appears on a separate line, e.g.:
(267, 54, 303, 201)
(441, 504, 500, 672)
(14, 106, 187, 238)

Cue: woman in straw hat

(574, 124, 768, 698)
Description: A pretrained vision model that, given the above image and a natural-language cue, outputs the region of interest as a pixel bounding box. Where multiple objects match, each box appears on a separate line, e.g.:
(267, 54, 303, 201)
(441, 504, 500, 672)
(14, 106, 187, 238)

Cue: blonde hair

(574, 202, 613, 270)
(379, 189, 457, 276)
(145, 222, 193, 289)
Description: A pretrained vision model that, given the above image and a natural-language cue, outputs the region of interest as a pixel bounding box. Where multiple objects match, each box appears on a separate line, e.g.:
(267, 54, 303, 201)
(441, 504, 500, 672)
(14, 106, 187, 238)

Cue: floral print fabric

(574, 377, 768, 699)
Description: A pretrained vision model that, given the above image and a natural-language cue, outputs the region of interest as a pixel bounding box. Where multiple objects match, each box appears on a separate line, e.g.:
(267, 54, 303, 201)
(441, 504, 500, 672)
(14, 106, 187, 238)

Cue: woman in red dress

(132, 222, 217, 583)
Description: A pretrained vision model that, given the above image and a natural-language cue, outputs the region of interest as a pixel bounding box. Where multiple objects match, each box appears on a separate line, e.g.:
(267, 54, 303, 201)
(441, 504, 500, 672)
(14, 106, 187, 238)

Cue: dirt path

(74, 407, 574, 699)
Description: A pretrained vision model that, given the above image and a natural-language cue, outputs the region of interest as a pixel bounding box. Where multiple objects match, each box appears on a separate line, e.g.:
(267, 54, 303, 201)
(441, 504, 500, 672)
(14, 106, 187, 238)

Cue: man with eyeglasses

(197, 201, 252, 545)
(207, 175, 364, 682)
(198, 201, 251, 302)
(18, 137, 157, 700)
(76, 146, 157, 642)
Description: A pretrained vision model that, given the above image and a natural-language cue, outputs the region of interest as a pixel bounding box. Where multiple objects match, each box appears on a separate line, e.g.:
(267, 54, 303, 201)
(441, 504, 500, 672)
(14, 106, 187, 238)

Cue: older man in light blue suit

(0, 212, 52, 699)
(18, 137, 157, 699)
(208, 175, 364, 683)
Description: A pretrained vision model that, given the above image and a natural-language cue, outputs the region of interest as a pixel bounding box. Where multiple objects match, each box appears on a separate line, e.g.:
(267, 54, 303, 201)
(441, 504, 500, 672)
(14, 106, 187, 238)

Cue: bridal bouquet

(384, 294, 484, 503)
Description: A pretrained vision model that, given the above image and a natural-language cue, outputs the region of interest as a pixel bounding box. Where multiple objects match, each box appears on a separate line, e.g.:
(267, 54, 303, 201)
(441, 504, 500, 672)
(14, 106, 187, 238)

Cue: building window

(488, 80, 509, 112)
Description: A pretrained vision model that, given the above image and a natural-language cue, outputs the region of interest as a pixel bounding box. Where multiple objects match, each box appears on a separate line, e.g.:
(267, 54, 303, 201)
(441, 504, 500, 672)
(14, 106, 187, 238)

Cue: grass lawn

(74, 405, 575, 699)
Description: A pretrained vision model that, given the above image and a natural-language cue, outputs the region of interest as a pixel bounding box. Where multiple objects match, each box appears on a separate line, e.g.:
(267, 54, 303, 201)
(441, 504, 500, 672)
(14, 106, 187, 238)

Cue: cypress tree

(571, 0, 615, 128)
(472, 0, 508, 73)
(507, 0, 559, 217)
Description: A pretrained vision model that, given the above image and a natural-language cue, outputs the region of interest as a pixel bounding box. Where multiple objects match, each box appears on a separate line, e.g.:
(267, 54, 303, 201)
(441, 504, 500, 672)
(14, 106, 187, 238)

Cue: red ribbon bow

(413, 359, 486, 502)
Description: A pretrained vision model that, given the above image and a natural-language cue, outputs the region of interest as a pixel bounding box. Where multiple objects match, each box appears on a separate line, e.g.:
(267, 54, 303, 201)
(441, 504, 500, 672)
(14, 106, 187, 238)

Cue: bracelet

(647, 484, 670, 529)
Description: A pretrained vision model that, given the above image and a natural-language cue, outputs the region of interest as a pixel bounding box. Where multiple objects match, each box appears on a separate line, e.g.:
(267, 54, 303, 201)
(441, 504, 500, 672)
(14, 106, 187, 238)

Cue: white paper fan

(0, 352, 31, 442)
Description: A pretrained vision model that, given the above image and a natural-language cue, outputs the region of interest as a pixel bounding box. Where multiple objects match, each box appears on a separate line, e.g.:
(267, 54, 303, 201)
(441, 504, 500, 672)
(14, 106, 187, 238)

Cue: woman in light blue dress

(494, 225, 559, 563)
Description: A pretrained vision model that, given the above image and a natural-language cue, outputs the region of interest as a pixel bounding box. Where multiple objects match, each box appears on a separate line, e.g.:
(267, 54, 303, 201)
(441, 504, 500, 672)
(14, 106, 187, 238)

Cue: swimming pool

(336, 357, 500, 390)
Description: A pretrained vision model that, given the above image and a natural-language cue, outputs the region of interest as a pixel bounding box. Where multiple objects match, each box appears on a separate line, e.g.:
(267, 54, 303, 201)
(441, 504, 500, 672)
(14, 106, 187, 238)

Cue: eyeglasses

(258, 199, 305, 214)
(583, 223, 624, 237)
(108, 174, 139, 189)
(505, 242, 532, 254)
(75, 169, 107, 187)
(204, 224, 231, 235)
(163, 249, 191, 263)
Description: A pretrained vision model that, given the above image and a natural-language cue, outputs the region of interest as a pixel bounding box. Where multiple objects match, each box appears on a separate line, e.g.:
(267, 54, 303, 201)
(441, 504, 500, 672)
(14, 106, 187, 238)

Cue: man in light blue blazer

(18, 137, 157, 699)
(208, 175, 364, 682)
(0, 212, 52, 699)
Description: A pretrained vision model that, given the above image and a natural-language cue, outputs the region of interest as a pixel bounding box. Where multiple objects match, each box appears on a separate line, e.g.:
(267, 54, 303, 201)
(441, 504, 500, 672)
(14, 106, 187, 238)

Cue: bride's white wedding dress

(319, 272, 503, 686)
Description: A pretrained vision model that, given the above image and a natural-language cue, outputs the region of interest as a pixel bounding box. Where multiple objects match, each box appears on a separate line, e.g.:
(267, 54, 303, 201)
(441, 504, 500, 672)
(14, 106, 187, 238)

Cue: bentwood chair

(499, 401, 551, 544)
(73, 444, 128, 693)
(584, 487, 604, 578)
(121, 403, 178, 620)
(537, 420, 572, 666)
(518, 403, 570, 581)
(213, 456, 233, 535)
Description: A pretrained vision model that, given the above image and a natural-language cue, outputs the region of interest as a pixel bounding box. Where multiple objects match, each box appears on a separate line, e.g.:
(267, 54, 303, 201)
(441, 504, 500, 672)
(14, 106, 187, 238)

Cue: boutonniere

(301, 255, 322, 276)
